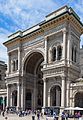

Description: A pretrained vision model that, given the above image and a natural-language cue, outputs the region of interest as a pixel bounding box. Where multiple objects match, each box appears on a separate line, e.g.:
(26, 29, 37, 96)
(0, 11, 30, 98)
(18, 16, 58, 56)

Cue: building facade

(3, 6, 83, 112)
(0, 61, 7, 110)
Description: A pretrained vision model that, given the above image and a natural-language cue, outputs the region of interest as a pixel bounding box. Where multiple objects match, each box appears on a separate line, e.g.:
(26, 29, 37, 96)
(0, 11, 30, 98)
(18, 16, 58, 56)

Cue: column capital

(44, 36, 48, 40)
(17, 82, 21, 86)
(62, 28, 67, 33)
(18, 46, 21, 53)
(6, 84, 11, 88)
(61, 75, 66, 80)
(42, 78, 47, 82)
(49, 47, 52, 51)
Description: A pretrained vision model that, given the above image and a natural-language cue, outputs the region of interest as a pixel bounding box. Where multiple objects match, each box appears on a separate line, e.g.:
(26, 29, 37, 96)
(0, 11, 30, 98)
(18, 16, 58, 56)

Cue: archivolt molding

(72, 89, 83, 99)
(22, 48, 45, 71)
(48, 83, 61, 93)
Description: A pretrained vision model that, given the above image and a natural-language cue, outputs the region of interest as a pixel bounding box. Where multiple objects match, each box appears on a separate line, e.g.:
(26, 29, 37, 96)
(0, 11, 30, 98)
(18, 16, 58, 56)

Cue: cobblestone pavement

(0, 113, 75, 120)
(0, 114, 47, 120)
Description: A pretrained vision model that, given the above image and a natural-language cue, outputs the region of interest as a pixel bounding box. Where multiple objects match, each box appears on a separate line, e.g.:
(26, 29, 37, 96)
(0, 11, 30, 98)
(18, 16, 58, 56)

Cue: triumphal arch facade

(3, 6, 83, 112)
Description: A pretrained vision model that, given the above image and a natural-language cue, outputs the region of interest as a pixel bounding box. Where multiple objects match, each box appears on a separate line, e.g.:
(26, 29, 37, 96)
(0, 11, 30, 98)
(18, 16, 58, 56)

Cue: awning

(65, 107, 83, 111)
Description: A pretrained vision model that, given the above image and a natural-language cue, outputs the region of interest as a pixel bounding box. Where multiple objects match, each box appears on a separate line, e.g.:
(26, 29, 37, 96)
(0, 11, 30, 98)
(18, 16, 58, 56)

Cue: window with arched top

(72, 45, 77, 63)
(52, 45, 62, 62)
(57, 46, 62, 60)
(72, 46, 74, 61)
(16, 59, 18, 70)
(13, 61, 15, 71)
(74, 47, 77, 62)
(52, 47, 56, 61)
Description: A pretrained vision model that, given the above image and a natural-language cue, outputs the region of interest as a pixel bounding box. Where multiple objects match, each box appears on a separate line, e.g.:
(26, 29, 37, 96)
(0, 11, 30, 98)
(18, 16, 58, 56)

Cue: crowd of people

(0, 108, 44, 120)
(61, 110, 83, 120)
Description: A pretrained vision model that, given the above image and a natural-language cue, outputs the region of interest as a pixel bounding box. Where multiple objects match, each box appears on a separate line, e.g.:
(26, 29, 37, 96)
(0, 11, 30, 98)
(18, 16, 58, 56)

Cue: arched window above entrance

(52, 47, 56, 61)
(50, 85, 61, 107)
(52, 45, 62, 62)
(57, 45, 62, 60)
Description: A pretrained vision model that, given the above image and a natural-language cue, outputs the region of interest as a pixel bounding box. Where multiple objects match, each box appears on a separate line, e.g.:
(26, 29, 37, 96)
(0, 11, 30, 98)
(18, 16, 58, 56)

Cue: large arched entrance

(75, 92, 83, 107)
(50, 85, 61, 106)
(24, 52, 44, 110)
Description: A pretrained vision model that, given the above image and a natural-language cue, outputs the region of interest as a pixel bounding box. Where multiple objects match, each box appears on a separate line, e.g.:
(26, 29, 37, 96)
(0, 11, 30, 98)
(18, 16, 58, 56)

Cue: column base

(60, 107, 65, 115)
(16, 106, 21, 111)
(42, 106, 45, 115)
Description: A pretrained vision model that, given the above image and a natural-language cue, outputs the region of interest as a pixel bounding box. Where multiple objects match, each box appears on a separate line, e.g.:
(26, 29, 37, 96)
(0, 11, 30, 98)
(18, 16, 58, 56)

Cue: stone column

(43, 78, 47, 107)
(7, 84, 10, 107)
(66, 80, 70, 107)
(33, 78, 37, 109)
(3, 96, 5, 110)
(49, 47, 52, 63)
(44, 37, 47, 68)
(21, 80, 25, 110)
(56, 88, 59, 106)
(10, 91, 12, 106)
(18, 47, 21, 71)
(11, 60, 13, 73)
(48, 91, 50, 107)
(7, 53, 10, 73)
(67, 25, 71, 64)
(62, 28, 67, 62)
(17, 83, 21, 109)
(61, 76, 66, 108)
(15, 60, 17, 71)
(42, 78, 47, 114)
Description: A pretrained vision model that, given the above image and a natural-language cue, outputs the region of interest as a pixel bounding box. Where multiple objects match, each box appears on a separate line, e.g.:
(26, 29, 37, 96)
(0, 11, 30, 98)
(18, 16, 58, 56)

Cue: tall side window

(52, 47, 56, 61)
(16, 60, 18, 70)
(0, 75, 1, 80)
(74, 47, 77, 62)
(13, 61, 15, 71)
(72, 46, 74, 61)
(57, 46, 62, 60)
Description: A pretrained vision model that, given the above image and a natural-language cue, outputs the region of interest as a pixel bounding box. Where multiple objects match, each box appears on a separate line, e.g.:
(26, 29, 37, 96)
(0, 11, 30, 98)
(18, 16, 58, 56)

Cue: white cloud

(0, 28, 10, 62)
(0, 0, 58, 30)
(0, 0, 58, 62)
(72, 1, 83, 22)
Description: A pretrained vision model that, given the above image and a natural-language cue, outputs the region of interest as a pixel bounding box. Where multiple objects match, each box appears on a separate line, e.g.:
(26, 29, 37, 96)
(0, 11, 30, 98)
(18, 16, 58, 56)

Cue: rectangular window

(0, 75, 1, 80)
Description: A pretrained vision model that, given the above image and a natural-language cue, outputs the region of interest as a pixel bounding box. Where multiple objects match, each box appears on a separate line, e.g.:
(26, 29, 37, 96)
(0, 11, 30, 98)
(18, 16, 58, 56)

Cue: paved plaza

(0, 113, 47, 120)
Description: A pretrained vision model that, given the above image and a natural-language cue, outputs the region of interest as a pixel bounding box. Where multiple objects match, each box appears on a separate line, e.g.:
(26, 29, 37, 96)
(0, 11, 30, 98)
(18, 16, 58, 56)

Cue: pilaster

(67, 25, 71, 64)
(61, 76, 66, 108)
(44, 37, 47, 68)
(62, 28, 67, 64)
(43, 78, 47, 107)
(6, 84, 10, 107)
(48, 91, 50, 107)
(18, 47, 21, 71)
(21, 80, 26, 110)
(17, 82, 21, 109)
(49, 47, 52, 63)
(66, 79, 70, 107)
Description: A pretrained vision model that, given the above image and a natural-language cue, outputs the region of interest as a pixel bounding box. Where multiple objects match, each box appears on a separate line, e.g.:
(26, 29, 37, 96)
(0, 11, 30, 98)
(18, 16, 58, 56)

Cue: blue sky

(0, 0, 83, 63)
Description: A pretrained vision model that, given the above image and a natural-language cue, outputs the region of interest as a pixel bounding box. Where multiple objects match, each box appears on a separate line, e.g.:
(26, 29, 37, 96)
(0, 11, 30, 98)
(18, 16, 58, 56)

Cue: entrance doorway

(75, 92, 83, 107)
(50, 85, 61, 106)
(12, 90, 17, 106)
(26, 91, 32, 109)
(24, 52, 44, 110)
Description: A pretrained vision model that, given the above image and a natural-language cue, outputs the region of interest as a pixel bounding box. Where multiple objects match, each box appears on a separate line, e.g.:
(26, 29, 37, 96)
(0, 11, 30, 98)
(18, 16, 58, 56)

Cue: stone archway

(75, 92, 83, 107)
(24, 51, 44, 110)
(50, 85, 61, 106)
